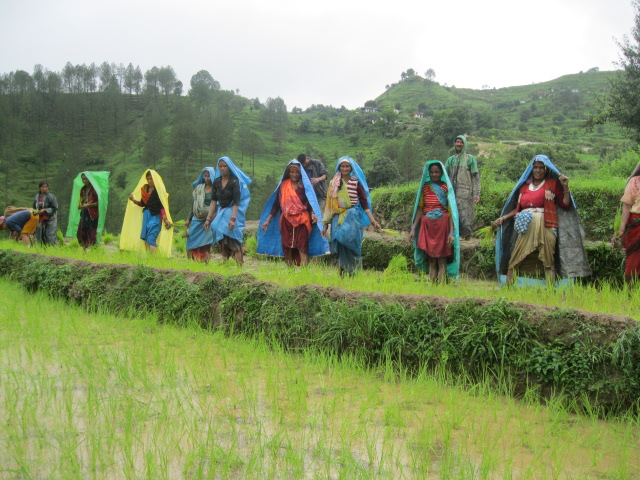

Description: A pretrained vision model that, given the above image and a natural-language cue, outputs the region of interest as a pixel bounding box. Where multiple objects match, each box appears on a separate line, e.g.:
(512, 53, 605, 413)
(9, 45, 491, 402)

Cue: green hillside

(0, 65, 635, 237)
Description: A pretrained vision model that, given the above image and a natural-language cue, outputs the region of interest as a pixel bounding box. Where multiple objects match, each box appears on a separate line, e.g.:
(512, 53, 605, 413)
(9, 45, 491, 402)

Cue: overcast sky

(0, 0, 635, 110)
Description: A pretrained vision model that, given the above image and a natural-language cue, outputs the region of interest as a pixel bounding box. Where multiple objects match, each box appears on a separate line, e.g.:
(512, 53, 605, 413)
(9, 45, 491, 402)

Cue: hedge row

(1, 249, 638, 415)
(358, 234, 625, 283)
(371, 178, 626, 241)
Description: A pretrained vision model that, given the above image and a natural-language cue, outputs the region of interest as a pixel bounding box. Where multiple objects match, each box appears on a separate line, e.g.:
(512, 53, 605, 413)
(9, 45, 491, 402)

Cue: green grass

(2, 239, 638, 320)
(1, 279, 638, 479)
(0, 280, 640, 479)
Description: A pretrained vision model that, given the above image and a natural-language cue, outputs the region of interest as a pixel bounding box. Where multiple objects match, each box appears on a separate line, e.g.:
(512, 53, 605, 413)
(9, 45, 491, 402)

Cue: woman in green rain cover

(66, 171, 110, 248)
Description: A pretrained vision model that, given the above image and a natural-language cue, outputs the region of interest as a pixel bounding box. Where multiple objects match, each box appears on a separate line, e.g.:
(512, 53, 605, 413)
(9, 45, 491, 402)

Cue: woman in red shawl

(615, 161, 640, 286)
(260, 163, 317, 266)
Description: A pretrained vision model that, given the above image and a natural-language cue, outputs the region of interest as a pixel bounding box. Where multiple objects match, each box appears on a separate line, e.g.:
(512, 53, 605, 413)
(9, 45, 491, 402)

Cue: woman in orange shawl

(260, 162, 318, 266)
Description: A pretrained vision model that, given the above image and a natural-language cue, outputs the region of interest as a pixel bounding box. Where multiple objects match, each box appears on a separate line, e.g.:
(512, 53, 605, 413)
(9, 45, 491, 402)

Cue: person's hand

(228, 219, 236, 231)
(559, 174, 569, 190)
(128, 194, 135, 201)
(474, 195, 480, 204)
(322, 224, 328, 238)
(311, 177, 319, 185)
(164, 220, 172, 229)
(448, 233, 455, 247)
(612, 232, 625, 247)
(261, 218, 270, 232)
(409, 230, 415, 241)
(310, 212, 317, 224)
(39, 209, 46, 215)
(492, 217, 504, 227)
(372, 220, 381, 232)
(184, 218, 191, 228)
(204, 218, 211, 231)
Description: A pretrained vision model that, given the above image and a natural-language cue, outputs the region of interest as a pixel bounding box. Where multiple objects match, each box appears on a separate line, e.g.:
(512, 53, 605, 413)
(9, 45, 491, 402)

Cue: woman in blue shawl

(185, 166, 216, 262)
(321, 156, 381, 276)
(493, 155, 591, 286)
(258, 159, 330, 266)
(410, 161, 460, 282)
(204, 157, 251, 266)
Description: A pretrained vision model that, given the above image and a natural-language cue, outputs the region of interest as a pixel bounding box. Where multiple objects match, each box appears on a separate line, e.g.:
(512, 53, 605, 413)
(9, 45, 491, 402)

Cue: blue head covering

(208, 157, 252, 244)
(192, 166, 216, 189)
(214, 156, 252, 186)
(257, 159, 330, 257)
(500, 154, 575, 215)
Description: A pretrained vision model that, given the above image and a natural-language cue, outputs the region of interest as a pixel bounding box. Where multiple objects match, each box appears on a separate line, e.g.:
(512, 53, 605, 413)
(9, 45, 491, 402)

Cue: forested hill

(0, 65, 630, 234)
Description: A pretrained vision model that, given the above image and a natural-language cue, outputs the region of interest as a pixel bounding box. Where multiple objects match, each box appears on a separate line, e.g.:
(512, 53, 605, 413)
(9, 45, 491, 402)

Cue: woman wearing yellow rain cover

(120, 169, 174, 257)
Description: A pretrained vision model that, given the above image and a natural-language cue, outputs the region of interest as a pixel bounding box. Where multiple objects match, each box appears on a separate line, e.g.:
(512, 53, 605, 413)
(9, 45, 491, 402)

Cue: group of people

(178, 154, 381, 277)
(0, 172, 109, 250)
(1, 136, 639, 287)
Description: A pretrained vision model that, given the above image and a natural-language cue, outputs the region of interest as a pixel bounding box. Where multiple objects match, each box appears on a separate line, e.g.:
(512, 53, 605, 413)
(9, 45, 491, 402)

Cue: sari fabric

(258, 159, 329, 258)
(66, 171, 110, 244)
(120, 170, 173, 257)
(209, 157, 251, 248)
(77, 184, 99, 248)
(186, 167, 216, 257)
(410, 161, 460, 278)
(495, 155, 591, 284)
(323, 156, 371, 274)
(622, 175, 640, 277)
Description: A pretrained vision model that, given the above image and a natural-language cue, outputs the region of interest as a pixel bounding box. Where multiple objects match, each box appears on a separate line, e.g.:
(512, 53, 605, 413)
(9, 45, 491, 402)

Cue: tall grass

(2, 240, 637, 320)
(0, 280, 638, 479)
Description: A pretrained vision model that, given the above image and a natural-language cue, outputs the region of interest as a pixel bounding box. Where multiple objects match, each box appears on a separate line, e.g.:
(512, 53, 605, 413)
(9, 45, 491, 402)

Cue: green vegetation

(1, 61, 635, 244)
(588, 1, 640, 141)
(1, 249, 639, 417)
(2, 281, 638, 478)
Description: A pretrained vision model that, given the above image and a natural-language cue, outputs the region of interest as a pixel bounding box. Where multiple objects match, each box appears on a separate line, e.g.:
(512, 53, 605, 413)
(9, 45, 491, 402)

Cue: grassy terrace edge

(2, 249, 639, 416)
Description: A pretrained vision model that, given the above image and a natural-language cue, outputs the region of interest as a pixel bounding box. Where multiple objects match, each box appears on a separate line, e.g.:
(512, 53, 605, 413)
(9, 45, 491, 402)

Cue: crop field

(2, 240, 638, 320)
(1, 280, 638, 479)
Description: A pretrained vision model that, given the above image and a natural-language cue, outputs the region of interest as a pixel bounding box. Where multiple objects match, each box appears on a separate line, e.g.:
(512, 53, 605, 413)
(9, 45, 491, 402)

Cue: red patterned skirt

(625, 212, 640, 278)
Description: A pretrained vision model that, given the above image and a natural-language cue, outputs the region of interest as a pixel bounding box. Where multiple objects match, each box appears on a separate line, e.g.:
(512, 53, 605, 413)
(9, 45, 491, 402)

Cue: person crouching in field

(0, 207, 39, 246)
(258, 159, 329, 266)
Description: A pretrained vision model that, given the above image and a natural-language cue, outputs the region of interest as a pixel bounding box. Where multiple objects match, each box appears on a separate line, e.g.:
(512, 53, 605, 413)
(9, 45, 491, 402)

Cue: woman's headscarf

(410, 160, 460, 279)
(192, 166, 216, 189)
(190, 166, 215, 220)
(257, 159, 329, 257)
(214, 156, 252, 186)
